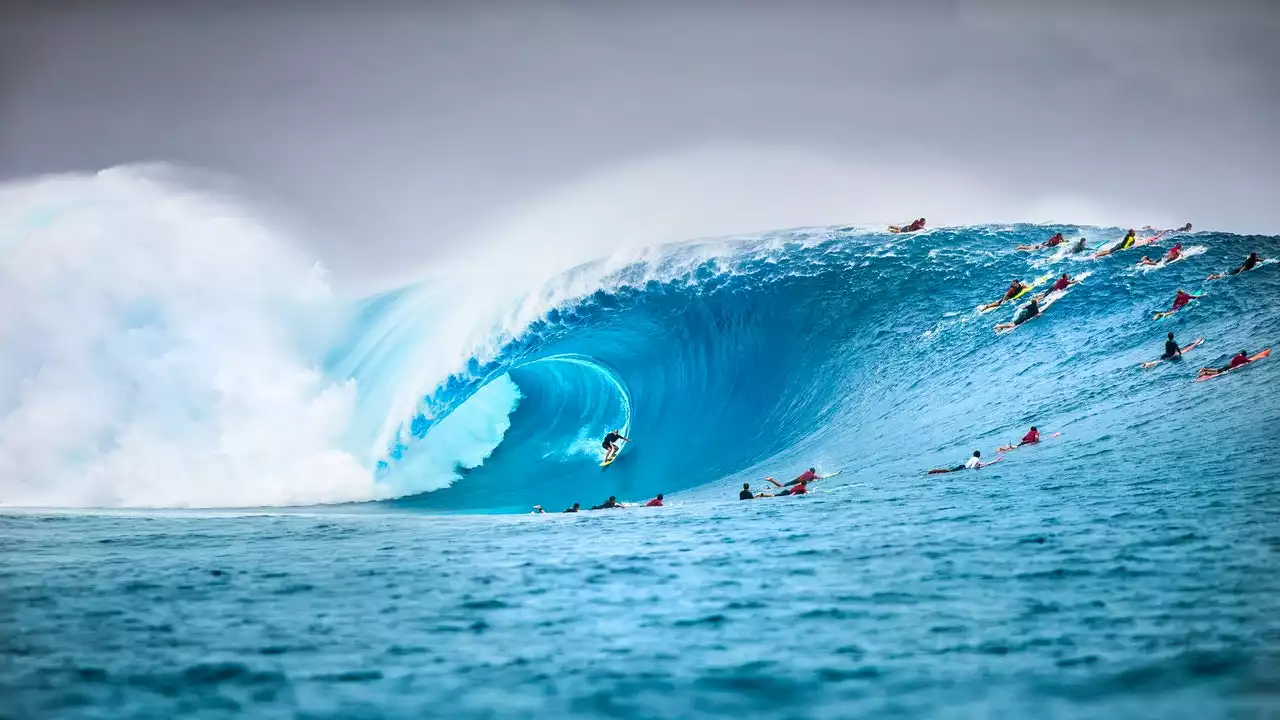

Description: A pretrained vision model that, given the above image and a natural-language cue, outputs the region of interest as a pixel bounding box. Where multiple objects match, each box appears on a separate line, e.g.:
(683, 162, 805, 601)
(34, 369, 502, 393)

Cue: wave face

(3, 170, 1278, 509)
(348, 225, 1280, 514)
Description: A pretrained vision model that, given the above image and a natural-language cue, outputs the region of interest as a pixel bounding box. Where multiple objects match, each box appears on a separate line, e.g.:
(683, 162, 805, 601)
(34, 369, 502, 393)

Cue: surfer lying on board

(997, 427, 1039, 453)
(980, 279, 1027, 312)
(1197, 350, 1254, 378)
(1153, 289, 1201, 320)
(1067, 237, 1088, 254)
(591, 495, 623, 510)
(1177, 223, 1193, 232)
(1016, 232, 1064, 251)
(601, 430, 629, 463)
(1139, 242, 1182, 266)
(761, 477, 810, 496)
(928, 450, 998, 474)
(994, 298, 1040, 332)
(1096, 229, 1137, 257)
(1034, 273, 1078, 301)
(889, 218, 926, 233)
(563, 503, 580, 513)
(775, 467, 836, 487)
(1208, 252, 1261, 280)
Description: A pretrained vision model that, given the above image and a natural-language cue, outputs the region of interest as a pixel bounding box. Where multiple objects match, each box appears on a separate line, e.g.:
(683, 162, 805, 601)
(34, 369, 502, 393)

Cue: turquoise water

(3, 490, 1278, 718)
(3, 175, 1280, 717)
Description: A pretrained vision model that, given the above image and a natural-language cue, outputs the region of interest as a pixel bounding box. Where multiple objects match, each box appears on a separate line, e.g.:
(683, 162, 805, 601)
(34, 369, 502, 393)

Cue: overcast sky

(3, 0, 1278, 289)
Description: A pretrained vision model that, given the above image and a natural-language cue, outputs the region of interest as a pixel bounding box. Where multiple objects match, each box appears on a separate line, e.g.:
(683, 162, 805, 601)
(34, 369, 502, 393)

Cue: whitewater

(2, 168, 1276, 511)
(3, 168, 1279, 718)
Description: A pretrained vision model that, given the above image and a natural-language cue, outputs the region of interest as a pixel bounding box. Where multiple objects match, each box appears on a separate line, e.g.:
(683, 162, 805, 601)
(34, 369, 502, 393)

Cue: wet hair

(743, 482, 750, 490)
(656, 494, 663, 500)
(1030, 426, 1037, 432)
(1167, 332, 1174, 340)
(608, 495, 616, 501)
(1240, 349, 1247, 355)
(808, 467, 816, 473)
(573, 503, 580, 509)
(973, 450, 982, 457)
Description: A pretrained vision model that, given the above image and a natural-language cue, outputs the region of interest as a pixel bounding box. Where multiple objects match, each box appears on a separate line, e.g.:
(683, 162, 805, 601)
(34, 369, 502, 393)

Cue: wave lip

(4, 170, 1277, 511)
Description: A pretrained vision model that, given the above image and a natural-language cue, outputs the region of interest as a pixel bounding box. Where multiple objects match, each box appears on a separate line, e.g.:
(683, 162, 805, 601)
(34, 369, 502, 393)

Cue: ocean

(2, 170, 1278, 717)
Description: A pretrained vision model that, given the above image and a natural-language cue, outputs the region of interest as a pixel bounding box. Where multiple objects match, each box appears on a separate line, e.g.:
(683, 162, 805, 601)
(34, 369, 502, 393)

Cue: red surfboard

(1195, 348, 1271, 382)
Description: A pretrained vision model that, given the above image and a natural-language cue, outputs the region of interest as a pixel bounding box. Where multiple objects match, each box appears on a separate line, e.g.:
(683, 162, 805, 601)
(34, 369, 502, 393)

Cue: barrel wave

(2, 170, 1277, 509)
(350, 226, 1279, 514)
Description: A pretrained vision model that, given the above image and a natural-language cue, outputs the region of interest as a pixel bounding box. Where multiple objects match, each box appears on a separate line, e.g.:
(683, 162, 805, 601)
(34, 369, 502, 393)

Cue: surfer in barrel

(601, 429, 629, 464)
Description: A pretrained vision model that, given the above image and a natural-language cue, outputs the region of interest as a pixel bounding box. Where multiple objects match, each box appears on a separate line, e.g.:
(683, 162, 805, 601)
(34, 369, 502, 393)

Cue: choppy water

(3, 170, 1280, 717)
(4, 487, 1278, 718)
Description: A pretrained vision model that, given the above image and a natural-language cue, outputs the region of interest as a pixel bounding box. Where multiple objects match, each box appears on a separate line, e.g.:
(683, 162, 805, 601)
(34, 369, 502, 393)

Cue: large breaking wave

(2, 168, 1277, 509)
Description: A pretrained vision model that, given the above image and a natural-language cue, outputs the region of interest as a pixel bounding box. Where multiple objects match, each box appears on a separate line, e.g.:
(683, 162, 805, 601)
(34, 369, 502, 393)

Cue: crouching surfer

(602, 429, 629, 463)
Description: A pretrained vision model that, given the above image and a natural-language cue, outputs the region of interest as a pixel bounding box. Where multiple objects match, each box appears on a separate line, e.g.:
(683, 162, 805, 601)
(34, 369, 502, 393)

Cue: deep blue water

(3, 494, 1278, 719)
(3, 220, 1280, 717)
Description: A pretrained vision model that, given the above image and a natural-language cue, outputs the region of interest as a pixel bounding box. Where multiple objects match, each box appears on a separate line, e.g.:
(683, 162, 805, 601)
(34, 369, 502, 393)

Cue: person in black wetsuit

(1209, 252, 1262, 280)
(562, 503, 580, 513)
(591, 496, 622, 510)
(739, 483, 755, 500)
(601, 430, 629, 463)
(1162, 332, 1182, 360)
(994, 299, 1040, 332)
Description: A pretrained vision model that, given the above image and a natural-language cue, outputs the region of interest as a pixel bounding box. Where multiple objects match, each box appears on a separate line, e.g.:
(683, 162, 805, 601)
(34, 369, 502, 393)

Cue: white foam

(0, 167, 379, 507)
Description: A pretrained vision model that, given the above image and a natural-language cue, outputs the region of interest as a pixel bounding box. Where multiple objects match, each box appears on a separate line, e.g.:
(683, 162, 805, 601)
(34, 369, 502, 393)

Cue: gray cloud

(3, 0, 1277, 289)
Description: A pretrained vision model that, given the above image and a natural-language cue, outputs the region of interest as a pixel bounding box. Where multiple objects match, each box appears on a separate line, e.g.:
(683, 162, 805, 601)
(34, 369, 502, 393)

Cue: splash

(0, 167, 377, 507)
(2, 166, 1276, 510)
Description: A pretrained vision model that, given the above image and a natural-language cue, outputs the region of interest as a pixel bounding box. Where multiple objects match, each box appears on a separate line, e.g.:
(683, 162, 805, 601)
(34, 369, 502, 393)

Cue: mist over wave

(2, 167, 1277, 510)
(0, 168, 376, 507)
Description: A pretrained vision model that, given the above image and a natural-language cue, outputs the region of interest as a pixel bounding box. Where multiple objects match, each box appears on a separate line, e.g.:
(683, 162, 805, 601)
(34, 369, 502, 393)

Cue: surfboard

(997, 432, 1061, 452)
(926, 456, 1001, 474)
(1139, 338, 1204, 369)
(1194, 348, 1271, 382)
(600, 451, 620, 468)
(977, 273, 1052, 314)
(994, 289, 1065, 334)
